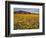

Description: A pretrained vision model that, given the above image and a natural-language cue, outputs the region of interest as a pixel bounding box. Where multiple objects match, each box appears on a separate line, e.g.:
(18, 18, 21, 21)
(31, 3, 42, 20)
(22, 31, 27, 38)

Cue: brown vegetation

(14, 11, 39, 30)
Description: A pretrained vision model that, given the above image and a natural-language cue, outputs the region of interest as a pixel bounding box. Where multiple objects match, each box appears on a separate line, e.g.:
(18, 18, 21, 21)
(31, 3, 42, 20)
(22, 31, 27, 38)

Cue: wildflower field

(14, 13, 39, 30)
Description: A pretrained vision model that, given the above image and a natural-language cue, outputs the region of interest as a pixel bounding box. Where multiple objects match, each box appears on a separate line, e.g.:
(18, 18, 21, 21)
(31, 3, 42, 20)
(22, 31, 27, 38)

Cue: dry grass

(14, 13, 39, 30)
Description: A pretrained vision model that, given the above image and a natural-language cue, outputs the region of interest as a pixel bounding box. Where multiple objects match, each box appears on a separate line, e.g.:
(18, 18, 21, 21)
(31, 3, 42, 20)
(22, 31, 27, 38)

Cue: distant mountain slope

(14, 11, 39, 15)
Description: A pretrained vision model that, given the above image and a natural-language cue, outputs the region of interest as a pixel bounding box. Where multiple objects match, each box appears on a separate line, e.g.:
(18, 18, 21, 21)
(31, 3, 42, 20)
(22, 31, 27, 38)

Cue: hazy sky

(14, 8, 39, 13)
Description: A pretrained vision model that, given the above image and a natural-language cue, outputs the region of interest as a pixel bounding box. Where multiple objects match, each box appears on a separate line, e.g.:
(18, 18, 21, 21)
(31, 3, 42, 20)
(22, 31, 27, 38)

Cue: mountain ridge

(14, 11, 39, 15)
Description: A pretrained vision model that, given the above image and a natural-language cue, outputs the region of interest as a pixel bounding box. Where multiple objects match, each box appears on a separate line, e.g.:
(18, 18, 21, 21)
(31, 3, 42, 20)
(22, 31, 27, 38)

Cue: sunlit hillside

(14, 12, 39, 30)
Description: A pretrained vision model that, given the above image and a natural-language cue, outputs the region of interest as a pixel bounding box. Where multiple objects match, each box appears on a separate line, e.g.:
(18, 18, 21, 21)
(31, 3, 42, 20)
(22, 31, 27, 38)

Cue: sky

(14, 8, 39, 13)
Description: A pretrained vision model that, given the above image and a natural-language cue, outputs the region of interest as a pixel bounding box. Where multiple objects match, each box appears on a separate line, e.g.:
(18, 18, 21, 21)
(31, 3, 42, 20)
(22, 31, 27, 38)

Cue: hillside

(14, 11, 39, 30)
